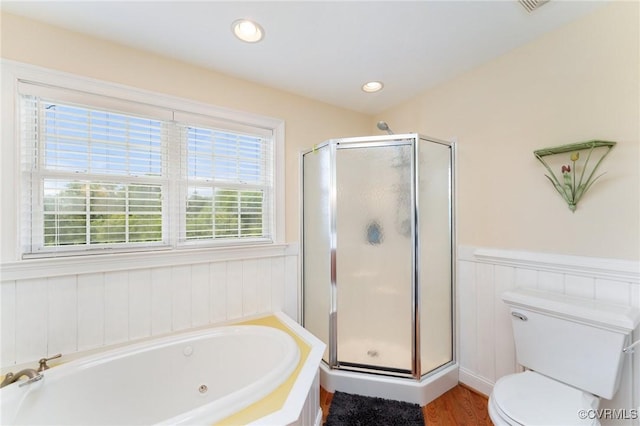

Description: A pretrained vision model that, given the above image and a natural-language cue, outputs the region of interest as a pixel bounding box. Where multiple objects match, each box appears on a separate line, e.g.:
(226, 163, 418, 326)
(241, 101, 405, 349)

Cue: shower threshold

(320, 361, 458, 406)
(335, 361, 413, 378)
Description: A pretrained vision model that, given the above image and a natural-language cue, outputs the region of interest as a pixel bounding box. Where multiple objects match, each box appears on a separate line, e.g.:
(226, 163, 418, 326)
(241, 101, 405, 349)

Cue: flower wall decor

(534, 140, 616, 212)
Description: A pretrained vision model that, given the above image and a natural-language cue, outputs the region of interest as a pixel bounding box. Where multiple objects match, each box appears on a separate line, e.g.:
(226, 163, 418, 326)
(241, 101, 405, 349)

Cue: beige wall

(3, 4, 638, 260)
(0, 12, 371, 244)
(377, 2, 639, 260)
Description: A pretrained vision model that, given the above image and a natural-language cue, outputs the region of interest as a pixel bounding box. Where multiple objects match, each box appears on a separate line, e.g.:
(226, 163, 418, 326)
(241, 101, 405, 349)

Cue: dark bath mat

(325, 391, 424, 426)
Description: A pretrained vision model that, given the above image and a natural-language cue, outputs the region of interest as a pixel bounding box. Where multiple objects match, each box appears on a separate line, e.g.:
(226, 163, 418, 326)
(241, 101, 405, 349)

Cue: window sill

(1, 243, 297, 281)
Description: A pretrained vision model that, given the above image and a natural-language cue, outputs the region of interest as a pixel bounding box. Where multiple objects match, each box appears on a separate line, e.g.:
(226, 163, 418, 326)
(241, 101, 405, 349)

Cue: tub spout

(0, 369, 43, 388)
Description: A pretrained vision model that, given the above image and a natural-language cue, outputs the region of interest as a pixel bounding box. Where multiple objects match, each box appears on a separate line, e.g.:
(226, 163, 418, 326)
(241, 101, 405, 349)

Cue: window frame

(3, 61, 285, 260)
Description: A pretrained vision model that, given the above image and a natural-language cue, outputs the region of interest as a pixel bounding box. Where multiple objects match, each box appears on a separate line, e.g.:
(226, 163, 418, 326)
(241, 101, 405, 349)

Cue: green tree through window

(43, 181, 163, 246)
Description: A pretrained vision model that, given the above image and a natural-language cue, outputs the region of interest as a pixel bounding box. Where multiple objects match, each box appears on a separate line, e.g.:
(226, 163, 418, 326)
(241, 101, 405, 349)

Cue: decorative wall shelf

(534, 140, 616, 212)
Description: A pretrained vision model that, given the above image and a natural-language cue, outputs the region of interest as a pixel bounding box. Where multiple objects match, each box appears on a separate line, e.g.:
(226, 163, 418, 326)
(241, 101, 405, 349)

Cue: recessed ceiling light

(362, 81, 384, 93)
(232, 19, 264, 43)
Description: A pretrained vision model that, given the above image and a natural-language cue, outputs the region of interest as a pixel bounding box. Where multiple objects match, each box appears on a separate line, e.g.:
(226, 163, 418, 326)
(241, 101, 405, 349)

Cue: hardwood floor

(320, 384, 493, 425)
(423, 385, 494, 426)
(319, 386, 334, 425)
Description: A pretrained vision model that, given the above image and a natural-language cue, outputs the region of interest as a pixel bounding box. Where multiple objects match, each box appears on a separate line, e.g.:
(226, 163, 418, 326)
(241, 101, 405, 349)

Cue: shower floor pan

(337, 338, 411, 372)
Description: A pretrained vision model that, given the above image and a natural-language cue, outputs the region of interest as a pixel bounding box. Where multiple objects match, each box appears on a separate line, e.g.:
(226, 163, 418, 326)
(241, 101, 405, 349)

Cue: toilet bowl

(489, 370, 599, 426)
(488, 288, 640, 426)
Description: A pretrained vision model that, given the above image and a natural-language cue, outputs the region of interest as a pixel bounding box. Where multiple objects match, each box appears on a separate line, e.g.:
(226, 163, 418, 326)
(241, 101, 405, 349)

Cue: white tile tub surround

(458, 246, 640, 426)
(0, 243, 299, 371)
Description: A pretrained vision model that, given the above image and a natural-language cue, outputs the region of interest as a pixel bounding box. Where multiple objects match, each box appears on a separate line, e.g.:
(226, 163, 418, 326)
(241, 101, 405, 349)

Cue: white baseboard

(459, 367, 494, 397)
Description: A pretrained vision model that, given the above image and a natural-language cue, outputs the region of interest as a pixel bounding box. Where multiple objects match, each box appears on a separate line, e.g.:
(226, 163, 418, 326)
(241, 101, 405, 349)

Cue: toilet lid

(493, 371, 599, 426)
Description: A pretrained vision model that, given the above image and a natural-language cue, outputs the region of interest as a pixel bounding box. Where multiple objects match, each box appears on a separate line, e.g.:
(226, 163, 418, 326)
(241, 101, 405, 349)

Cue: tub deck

(216, 314, 316, 425)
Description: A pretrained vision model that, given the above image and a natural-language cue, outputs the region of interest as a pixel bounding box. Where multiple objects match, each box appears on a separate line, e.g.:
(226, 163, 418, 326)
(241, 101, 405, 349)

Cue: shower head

(376, 121, 394, 135)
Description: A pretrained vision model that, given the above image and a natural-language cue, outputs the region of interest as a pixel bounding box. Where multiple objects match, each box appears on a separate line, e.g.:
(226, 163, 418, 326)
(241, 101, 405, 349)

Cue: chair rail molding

(460, 246, 639, 284)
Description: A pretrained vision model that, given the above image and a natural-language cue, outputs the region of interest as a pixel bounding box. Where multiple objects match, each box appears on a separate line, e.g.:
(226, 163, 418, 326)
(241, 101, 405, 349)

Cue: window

(181, 125, 272, 243)
(25, 100, 166, 250)
(183, 127, 270, 240)
(19, 81, 279, 257)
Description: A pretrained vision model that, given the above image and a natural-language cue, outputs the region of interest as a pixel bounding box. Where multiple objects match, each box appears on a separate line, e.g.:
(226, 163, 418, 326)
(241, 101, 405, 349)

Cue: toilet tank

(502, 288, 640, 399)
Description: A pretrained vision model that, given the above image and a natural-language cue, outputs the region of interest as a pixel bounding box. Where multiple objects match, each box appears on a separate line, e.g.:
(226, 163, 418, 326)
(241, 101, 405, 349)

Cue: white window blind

(181, 125, 273, 243)
(40, 102, 164, 176)
(21, 95, 168, 254)
(18, 81, 276, 257)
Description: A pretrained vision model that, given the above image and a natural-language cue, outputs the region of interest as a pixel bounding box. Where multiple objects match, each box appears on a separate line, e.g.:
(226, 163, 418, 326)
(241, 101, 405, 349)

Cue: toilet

(489, 287, 640, 426)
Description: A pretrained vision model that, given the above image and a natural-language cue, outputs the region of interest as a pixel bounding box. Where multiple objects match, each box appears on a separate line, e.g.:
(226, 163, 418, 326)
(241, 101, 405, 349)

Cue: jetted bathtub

(0, 325, 300, 425)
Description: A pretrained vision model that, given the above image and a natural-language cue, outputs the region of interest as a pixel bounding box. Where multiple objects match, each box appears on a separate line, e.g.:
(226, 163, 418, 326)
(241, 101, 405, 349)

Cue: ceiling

(1, 1, 607, 115)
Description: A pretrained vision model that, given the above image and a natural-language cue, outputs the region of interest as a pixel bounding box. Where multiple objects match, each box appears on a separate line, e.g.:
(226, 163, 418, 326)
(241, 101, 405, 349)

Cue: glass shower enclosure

(302, 133, 454, 379)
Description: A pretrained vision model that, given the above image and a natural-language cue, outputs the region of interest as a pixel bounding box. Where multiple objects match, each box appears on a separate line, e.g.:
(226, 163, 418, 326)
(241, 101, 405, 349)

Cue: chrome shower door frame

(333, 136, 417, 379)
(300, 133, 455, 381)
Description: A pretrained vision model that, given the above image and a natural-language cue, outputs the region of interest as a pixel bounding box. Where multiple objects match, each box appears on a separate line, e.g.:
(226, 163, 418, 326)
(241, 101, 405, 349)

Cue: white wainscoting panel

(0, 244, 299, 371)
(458, 246, 640, 425)
(285, 372, 321, 426)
